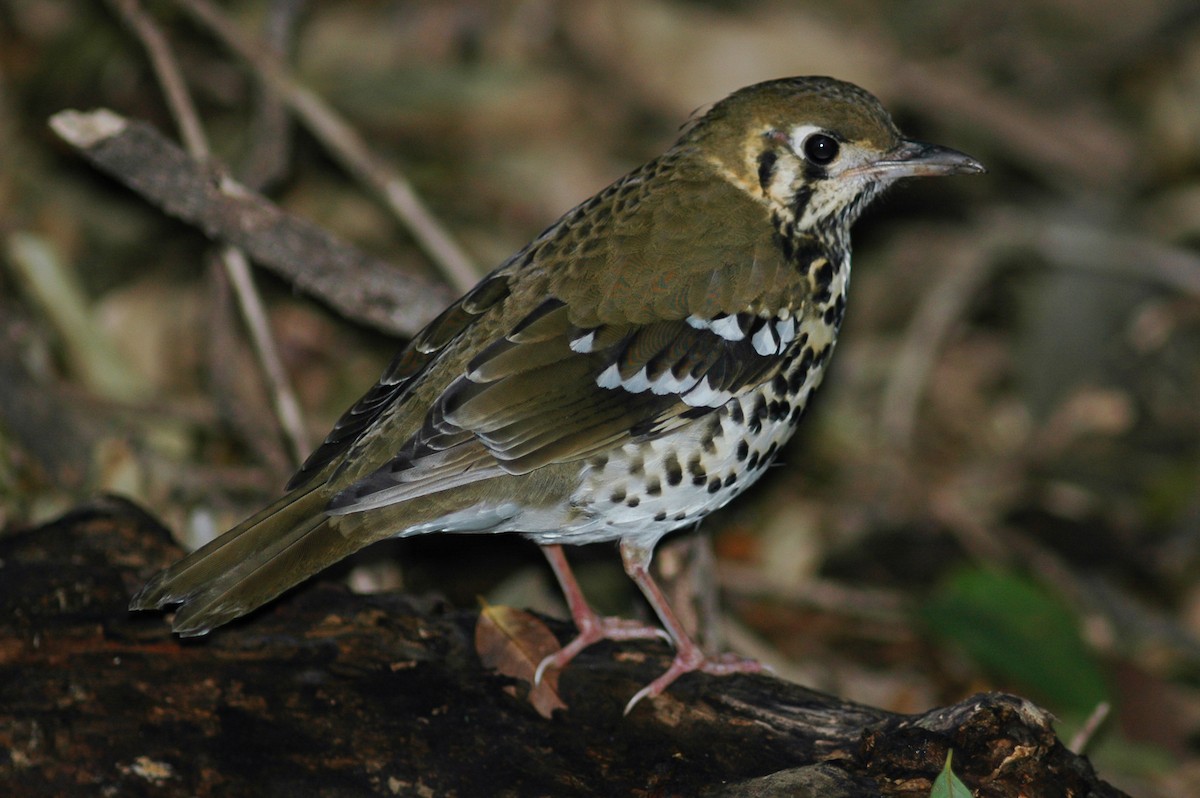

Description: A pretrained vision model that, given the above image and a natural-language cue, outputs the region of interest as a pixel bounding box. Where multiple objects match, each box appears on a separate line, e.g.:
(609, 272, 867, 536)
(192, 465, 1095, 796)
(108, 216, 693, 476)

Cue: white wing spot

(623, 367, 652, 393)
(650, 369, 700, 395)
(596, 363, 622, 389)
(709, 315, 745, 341)
(751, 321, 778, 356)
(775, 317, 796, 349)
(570, 331, 596, 353)
(683, 376, 733, 407)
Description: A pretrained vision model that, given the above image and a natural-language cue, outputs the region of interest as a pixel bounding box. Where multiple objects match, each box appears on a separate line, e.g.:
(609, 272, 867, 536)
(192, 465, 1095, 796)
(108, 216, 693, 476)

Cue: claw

(623, 650, 766, 715)
(534, 653, 554, 687)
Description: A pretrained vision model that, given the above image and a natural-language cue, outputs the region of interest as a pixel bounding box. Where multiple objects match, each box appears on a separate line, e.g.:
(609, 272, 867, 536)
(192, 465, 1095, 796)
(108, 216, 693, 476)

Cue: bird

(131, 76, 983, 713)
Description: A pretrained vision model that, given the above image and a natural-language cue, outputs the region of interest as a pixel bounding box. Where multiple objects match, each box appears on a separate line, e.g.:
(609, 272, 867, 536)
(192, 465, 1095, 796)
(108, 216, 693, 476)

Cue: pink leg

(619, 540, 764, 714)
(534, 544, 670, 685)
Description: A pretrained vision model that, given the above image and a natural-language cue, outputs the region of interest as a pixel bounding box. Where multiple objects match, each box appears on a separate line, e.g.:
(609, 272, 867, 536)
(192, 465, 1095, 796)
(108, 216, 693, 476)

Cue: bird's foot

(534, 614, 670, 685)
(624, 649, 766, 716)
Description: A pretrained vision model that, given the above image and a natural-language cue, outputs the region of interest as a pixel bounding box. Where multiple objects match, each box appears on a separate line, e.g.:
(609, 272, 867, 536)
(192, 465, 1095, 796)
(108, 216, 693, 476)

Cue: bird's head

(682, 76, 984, 245)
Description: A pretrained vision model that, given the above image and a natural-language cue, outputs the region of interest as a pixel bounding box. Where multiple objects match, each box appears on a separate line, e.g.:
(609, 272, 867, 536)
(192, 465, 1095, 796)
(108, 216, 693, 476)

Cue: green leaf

(930, 750, 972, 798)
(920, 567, 1108, 714)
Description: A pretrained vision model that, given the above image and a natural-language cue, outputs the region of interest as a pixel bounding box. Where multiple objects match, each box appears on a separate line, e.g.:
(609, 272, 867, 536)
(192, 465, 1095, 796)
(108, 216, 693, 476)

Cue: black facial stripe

(802, 160, 827, 182)
(757, 150, 778, 192)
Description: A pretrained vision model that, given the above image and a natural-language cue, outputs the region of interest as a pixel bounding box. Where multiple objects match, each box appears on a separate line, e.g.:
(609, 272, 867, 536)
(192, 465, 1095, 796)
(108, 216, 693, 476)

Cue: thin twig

(108, 0, 208, 157)
(220, 245, 311, 466)
(236, 0, 306, 192)
(1069, 702, 1110, 755)
(172, 0, 480, 294)
(204, 260, 290, 476)
(107, 0, 310, 464)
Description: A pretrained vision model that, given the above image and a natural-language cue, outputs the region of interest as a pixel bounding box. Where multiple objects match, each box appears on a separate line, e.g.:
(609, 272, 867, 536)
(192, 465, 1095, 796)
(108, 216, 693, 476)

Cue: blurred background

(3, 1, 1200, 792)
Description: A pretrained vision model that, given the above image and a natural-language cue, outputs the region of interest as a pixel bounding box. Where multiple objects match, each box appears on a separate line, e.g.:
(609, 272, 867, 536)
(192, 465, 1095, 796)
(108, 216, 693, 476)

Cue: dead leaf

(474, 601, 567, 718)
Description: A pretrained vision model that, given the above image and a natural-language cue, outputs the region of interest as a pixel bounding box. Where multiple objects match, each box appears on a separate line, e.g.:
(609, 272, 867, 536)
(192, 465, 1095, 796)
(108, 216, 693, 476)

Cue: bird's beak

(861, 139, 986, 179)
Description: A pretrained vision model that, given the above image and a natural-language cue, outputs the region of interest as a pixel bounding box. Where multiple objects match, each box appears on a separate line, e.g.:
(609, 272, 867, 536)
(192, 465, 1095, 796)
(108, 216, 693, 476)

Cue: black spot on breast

(654, 511, 668, 522)
(729, 402, 745, 425)
(707, 478, 722, 494)
(626, 496, 641, 508)
(791, 238, 824, 277)
(747, 451, 760, 470)
(813, 261, 835, 304)
(788, 347, 815, 393)
(646, 479, 662, 496)
(829, 294, 847, 329)
(701, 417, 723, 455)
(736, 440, 749, 461)
(664, 455, 683, 486)
(610, 488, 626, 504)
(772, 374, 788, 396)
(747, 394, 769, 435)
(688, 455, 707, 487)
(723, 473, 736, 488)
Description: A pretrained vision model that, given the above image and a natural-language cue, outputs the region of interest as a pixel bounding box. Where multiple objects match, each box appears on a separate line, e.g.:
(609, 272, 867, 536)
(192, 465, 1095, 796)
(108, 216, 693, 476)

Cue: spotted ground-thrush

(132, 76, 984, 712)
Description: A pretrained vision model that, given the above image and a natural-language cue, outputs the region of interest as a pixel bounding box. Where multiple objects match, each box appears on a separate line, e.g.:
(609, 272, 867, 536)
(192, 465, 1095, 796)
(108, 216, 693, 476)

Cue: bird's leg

(534, 544, 670, 685)
(619, 540, 765, 715)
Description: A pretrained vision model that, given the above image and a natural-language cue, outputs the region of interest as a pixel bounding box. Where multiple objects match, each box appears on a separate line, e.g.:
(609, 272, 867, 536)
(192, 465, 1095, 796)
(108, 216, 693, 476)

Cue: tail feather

(169, 515, 362, 636)
(130, 486, 357, 636)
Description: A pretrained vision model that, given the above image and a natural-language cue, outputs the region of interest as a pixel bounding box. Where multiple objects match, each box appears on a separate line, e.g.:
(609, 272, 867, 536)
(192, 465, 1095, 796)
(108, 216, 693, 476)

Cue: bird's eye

(802, 134, 839, 166)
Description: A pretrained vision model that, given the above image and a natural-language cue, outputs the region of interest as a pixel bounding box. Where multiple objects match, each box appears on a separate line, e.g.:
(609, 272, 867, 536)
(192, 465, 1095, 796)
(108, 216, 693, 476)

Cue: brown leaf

(474, 601, 567, 718)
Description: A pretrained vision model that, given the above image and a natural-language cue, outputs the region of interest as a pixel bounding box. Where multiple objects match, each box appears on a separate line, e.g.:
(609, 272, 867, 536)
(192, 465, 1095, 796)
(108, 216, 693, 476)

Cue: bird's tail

(130, 485, 361, 637)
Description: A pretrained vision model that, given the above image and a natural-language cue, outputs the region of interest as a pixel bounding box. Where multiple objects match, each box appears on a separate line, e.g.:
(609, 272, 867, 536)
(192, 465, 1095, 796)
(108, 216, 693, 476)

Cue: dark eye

(803, 133, 839, 165)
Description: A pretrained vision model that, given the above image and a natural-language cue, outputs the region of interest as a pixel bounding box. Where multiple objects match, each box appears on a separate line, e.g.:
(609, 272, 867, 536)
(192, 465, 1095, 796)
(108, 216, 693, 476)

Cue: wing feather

(328, 299, 792, 513)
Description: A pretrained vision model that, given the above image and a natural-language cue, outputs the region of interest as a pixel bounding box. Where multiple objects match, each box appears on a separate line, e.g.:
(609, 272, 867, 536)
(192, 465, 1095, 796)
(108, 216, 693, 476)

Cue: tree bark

(0, 498, 1128, 797)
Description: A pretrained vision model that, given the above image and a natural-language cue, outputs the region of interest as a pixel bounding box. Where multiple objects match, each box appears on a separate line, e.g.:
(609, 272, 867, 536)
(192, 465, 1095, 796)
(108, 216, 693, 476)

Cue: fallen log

(0, 498, 1128, 797)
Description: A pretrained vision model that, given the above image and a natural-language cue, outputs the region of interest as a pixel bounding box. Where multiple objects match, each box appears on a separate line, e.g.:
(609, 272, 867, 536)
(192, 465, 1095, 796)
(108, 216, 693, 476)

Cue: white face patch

(788, 124, 828, 158)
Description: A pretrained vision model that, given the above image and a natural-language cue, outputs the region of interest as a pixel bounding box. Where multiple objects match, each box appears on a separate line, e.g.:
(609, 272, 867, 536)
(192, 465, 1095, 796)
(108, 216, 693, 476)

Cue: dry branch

(49, 109, 455, 337)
